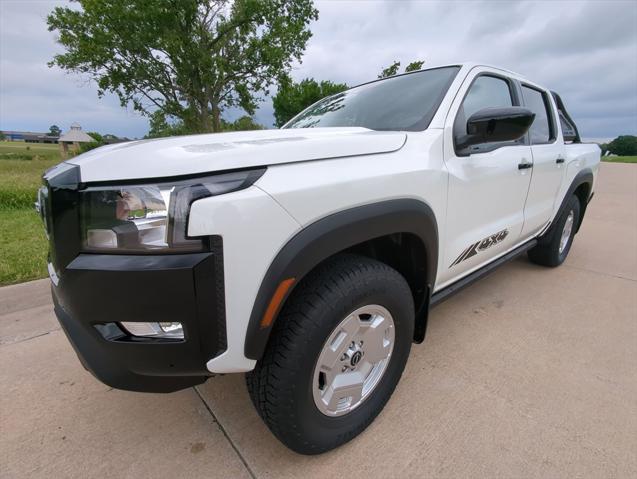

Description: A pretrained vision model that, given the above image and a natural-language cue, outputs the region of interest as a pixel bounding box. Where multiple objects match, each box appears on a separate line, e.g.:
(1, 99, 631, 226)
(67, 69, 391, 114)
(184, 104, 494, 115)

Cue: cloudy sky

(1, 0, 636, 140)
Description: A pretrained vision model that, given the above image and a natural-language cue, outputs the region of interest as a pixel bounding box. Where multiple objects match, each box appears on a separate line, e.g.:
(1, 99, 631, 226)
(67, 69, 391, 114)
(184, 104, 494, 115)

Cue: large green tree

(272, 75, 348, 127)
(378, 59, 425, 78)
(48, 0, 318, 133)
(605, 135, 637, 156)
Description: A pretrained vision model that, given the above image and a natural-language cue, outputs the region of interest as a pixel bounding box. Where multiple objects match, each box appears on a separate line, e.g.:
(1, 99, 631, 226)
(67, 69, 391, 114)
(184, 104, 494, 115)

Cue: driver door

(437, 72, 533, 288)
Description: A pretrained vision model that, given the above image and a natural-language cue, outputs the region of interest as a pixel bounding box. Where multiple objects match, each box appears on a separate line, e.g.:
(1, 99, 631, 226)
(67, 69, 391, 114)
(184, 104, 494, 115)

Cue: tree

(404, 60, 425, 72)
(146, 111, 262, 138)
(86, 131, 103, 143)
(378, 59, 425, 78)
(48, 125, 61, 137)
(378, 61, 400, 79)
(146, 111, 190, 138)
(48, 0, 318, 133)
(222, 115, 264, 131)
(272, 75, 348, 127)
(606, 135, 637, 156)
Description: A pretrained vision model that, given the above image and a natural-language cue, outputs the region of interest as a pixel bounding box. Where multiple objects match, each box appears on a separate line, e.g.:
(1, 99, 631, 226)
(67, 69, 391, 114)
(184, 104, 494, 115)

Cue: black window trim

(519, 82, 557, 146)
(452, 72, 527, 157)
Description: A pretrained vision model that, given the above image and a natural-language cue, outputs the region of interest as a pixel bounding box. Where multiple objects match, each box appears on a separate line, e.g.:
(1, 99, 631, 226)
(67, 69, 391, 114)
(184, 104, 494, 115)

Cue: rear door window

(521, 86, 555, 144)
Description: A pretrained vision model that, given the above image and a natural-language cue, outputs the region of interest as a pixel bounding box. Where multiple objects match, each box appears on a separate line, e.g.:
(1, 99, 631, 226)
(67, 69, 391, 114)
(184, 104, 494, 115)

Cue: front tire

(528, 194, 581, 267)
(246, 254, 414, 454)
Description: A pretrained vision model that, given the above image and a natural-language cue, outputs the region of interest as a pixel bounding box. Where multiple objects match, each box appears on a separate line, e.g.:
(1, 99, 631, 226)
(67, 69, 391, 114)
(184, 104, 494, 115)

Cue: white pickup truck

(40, 63, 600, 454)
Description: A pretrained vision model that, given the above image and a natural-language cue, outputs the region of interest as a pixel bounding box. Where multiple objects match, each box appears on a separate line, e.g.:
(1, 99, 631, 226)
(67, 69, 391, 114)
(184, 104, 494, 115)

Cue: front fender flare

(244, 199, 439, 360)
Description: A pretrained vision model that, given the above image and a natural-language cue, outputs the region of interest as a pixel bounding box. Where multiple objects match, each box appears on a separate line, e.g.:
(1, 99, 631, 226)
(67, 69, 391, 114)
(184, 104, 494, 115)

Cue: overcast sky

(1, 0, 636, 140)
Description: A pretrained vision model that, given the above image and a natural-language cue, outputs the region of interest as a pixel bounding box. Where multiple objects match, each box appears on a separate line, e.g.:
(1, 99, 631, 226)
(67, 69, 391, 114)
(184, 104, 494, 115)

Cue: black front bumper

(42, 163, 226, 393)
(52, 251, 226, 393)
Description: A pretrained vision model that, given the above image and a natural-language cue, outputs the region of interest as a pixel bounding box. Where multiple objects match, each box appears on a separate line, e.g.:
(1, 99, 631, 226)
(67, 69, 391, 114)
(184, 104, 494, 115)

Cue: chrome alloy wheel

(559, 210, 575, 254)
(312, 305, 395, 417)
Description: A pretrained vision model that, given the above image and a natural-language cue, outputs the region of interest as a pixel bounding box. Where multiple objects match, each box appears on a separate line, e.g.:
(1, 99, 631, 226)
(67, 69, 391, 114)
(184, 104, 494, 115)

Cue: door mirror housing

(456, 107, 535, 150)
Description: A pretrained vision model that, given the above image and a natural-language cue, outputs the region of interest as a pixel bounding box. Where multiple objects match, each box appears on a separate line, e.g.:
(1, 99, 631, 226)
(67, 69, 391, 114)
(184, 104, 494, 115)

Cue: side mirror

(457, 106, 535, 150)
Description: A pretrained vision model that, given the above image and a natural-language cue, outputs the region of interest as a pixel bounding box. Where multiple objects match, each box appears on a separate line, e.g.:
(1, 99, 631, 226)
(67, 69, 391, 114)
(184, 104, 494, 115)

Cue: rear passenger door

(519, 84, 565, 238)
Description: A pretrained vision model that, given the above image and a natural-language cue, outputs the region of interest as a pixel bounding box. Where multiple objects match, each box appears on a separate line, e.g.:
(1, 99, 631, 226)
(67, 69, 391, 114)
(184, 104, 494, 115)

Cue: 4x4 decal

(450, 229, 509, 267)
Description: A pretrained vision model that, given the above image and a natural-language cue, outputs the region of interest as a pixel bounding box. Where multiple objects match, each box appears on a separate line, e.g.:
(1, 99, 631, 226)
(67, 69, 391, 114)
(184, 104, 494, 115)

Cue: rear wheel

(246, 254, 414, 454)
(528, 194, 581, 267)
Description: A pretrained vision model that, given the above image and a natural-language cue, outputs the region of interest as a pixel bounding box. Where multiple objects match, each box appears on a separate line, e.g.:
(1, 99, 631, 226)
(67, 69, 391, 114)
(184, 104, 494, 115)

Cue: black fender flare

(540, 167, 594, 244)
(244, 199, 439, 360)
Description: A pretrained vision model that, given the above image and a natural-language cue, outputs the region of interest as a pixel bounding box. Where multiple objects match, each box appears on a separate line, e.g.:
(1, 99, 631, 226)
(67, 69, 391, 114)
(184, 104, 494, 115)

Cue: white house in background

(59, 123, 94, 158)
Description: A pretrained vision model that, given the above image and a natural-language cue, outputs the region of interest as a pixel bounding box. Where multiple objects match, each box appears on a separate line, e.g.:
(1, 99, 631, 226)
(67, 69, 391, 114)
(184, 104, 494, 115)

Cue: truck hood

(67, 127, 407, 183)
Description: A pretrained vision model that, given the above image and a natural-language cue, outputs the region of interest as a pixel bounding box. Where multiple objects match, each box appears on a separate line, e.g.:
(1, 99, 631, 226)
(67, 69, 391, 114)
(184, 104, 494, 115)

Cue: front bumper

(42, 163, 227, 393)
(51, 251, 226, 393)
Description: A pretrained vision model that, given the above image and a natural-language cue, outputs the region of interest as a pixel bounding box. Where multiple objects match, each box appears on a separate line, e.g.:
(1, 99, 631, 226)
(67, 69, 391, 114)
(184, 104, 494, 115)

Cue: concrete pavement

(1, 162, 636, 478)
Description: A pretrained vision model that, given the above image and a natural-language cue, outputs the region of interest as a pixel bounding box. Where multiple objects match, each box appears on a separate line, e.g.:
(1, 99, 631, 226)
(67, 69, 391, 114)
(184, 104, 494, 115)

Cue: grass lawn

(0, 208, 49, 285)
(602, 155, 637, 164)
(0, 141, 61, 285)
(0, 157, 60, 208)
(0, 140, 60, 162)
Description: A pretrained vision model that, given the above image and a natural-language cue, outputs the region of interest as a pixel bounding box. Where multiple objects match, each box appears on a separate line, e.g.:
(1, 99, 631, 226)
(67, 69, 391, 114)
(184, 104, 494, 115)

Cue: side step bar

(430, 239, 538, 307)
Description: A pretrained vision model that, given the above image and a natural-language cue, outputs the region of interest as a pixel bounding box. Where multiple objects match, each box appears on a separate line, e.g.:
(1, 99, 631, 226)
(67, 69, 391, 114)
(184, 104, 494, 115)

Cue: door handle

(518, 162, 533, 170)
(556, 157, 565, 164)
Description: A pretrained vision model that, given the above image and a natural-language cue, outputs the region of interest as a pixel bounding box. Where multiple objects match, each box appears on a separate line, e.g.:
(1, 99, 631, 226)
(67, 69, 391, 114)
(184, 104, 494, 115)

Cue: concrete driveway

(2, 162, 636, 478)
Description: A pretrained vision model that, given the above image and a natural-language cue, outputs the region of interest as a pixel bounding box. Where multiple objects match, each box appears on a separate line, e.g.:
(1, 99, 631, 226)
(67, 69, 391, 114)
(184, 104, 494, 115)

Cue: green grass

(0, 208, 49, 285)
(0, 140, 62, 209)
(602, 155, 637, 164)
(0, 140, 60, 160)
(0, 158, 60, 209)
(0, 141, 62, 285)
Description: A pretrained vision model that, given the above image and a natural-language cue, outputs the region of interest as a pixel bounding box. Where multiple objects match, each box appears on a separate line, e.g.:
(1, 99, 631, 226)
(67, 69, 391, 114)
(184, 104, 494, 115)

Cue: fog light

(121, 321, 184, 339)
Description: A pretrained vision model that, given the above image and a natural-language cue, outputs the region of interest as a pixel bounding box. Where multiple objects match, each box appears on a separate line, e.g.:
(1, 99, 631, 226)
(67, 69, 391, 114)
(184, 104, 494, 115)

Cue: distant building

(0, 130, 59, 143)
(59, 123, 95, 158)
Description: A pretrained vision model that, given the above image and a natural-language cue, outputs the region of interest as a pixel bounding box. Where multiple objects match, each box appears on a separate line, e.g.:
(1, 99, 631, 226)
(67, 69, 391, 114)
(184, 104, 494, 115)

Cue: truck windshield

(283, 66, 460, 131)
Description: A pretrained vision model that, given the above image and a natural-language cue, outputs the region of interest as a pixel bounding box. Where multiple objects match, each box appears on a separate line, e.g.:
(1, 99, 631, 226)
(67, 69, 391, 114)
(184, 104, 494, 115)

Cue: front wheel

(528, 194, 581, 267)
(246, 254, 414, 454)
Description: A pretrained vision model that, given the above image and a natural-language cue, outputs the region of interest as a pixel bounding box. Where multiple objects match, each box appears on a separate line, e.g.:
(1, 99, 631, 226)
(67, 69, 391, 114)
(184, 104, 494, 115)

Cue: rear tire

(528, 194, 581, 267)
(246, 254, 414, 454)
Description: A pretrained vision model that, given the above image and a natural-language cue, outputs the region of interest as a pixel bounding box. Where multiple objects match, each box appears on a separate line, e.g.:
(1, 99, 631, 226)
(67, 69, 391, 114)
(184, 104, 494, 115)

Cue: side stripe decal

(449, 229, 509, 268)
(450, 241, 479, 267)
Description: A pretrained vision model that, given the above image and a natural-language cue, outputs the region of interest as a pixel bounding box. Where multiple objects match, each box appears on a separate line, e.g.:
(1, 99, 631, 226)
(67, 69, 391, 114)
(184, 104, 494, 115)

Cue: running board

(430, 239, 538, 307)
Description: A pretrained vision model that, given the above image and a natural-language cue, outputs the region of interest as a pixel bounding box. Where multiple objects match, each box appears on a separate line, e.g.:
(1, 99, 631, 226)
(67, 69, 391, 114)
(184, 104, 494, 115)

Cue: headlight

(80, 169, 264, 253)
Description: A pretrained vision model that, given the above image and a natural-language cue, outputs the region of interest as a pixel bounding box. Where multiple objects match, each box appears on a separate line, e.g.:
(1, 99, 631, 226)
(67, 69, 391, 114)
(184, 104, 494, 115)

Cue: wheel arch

(561, 168, 593, 233)
(541, 168, 593, 245)
(244, 199, 439, 360)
